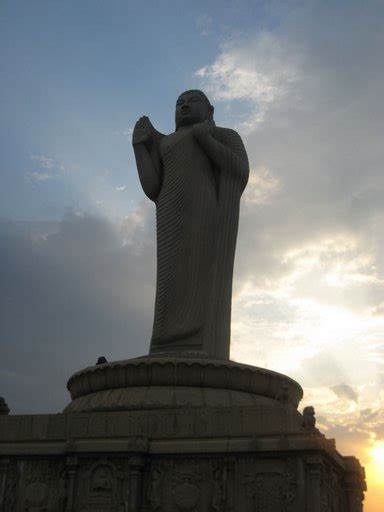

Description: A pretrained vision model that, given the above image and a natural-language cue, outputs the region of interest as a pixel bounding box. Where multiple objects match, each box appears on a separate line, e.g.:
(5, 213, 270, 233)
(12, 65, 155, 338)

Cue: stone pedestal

(0, 357, 366, 511)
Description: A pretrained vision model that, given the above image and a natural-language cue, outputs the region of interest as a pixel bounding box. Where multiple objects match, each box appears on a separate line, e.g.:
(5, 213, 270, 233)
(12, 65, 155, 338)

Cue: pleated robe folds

(150, 126, 249, 359)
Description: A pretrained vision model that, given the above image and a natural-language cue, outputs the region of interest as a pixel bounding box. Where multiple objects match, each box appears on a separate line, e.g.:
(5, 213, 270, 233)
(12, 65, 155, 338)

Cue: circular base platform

(65, 356, 303, 413)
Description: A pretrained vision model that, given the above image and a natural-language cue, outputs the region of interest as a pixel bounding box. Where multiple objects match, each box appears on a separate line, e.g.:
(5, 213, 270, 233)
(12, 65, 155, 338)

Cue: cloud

(331, 384, 359, 403)
(0, 206, 156, 414)
(115, 127, 133, 138)
(28, 154, 64, 182)
(322, 423, 372, 463)
(31, 155, 55, 169)
(197, 1, 384, 305)
(115, 185, 127, 192)
(27, 172, 53, 182)
(196, 30, 301, 129)
(372, 303, 384, 316)
(243, 165, 281, 205)
(195, 14, 213, 37)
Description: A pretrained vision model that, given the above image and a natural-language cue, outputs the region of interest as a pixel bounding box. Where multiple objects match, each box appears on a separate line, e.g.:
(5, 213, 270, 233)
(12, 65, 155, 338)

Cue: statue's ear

(210, 105, 214, 118)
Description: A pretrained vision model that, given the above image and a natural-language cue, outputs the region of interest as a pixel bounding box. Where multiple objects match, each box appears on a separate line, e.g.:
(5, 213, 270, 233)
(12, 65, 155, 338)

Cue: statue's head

(303, 406, 315, 417)
(175, 90, 214, 130)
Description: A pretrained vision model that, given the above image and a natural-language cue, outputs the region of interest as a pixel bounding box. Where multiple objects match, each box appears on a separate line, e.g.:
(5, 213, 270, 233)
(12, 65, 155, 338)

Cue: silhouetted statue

(302, 406, 316, 429)
(133, 90, 249, 359)
(0, 397, 10, 415)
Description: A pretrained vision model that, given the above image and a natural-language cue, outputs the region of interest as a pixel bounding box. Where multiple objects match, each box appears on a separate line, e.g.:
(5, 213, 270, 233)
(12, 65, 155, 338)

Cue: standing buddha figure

(132, 90, 249, 359)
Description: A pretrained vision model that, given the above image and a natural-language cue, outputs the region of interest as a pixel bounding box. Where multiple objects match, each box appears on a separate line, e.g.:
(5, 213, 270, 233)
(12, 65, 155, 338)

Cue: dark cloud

(0, 208, 156, 414)
(331, 384, 359, 403)
(372, 422, 384, 440)
(359, 408, 380, 422)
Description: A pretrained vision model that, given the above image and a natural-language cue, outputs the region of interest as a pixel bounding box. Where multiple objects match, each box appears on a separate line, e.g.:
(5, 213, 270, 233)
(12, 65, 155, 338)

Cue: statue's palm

(132, 116, 154, 145)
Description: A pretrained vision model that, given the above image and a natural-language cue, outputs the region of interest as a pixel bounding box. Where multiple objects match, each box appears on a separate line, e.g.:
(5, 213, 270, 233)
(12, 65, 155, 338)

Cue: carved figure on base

(302, 406, 316, 429)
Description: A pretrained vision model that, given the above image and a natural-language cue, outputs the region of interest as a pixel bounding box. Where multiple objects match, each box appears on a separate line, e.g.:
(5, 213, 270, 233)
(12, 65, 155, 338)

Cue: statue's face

(175, 92, 211, 129)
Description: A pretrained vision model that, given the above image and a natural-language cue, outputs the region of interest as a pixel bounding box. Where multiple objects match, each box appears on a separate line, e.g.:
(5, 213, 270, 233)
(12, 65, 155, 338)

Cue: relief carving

(243, 471, 284, 511)
(171, 467, 202, 511)
(147, 458, 213, 512)
(330, 469, 342, 512)
(23, 460, 53, 512)
(148, 467, 162, 511)
(58, 469, 67, 511)
(78, 458, 124, 511)
(90, 464, 113, 499)
(3, 460, 19, 512)
(11, 459, 67, 512)
(242, 457, 297, 512)
(24, 480, 49, 511)
(282, 457, 297, 506)
(211, 463, 227, 512)
(320, 464, 343, 512)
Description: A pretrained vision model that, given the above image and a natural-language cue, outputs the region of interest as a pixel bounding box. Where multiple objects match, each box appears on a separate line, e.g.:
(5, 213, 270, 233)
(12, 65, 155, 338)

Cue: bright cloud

(196, 31, 300, 129)
(244, 165, 281, 205)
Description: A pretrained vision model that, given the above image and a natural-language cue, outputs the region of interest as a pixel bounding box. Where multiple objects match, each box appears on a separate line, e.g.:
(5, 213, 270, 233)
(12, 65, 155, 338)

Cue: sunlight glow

(370, 441, 384, 479)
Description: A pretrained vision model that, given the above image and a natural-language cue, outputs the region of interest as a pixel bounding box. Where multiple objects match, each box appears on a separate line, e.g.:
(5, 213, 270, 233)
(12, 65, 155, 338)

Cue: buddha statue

(132, 90, 249, 359)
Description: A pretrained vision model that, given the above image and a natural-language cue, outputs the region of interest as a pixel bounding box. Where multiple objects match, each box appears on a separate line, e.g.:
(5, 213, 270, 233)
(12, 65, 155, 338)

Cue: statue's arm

(193, 125, 249, 190)
(132, 116, 164, 201)
(133, 143, 162, 201)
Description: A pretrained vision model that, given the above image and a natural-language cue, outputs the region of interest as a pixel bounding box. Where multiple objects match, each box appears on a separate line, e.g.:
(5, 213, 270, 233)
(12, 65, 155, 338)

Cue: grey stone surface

(133, 90, 249, 359)
(66, 356, 303, 411)
(0, 359, 367, 511)
(0, 353, 367, 510)
(0, 409, 366, 511)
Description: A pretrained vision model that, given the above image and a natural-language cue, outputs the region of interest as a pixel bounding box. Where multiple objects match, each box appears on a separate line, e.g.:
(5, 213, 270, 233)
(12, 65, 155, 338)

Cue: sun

(370, 441, 384, 477)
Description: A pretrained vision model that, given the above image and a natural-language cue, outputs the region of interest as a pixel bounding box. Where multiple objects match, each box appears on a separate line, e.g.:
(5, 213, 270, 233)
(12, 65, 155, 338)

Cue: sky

(1, 0, 384, 508)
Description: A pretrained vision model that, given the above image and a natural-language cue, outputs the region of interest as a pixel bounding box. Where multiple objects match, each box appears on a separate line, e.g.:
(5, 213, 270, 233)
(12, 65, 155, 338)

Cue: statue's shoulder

(214, 126, 246, 155)
(214, 125, 239, 135)
(214, 126, 243, 142)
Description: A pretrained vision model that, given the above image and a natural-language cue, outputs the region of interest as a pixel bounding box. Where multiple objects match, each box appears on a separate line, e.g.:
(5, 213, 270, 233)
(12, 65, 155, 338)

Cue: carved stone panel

(239, 456, 298, 512)
(3, 460, 19, 512)
(320, 462, 345, 512)
(74, 457, 127, 512)
(13, 458, 65, 512)
(145, 456, 231, 512)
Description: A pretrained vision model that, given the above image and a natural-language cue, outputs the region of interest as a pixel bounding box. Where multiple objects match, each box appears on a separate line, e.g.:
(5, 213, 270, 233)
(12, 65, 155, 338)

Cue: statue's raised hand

(132, 116, 155, 146)
(192, 120, 215, 140)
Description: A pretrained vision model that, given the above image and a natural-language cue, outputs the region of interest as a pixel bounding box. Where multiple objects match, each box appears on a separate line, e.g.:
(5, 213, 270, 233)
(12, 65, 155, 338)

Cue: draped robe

(149, 126, 249, 359)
